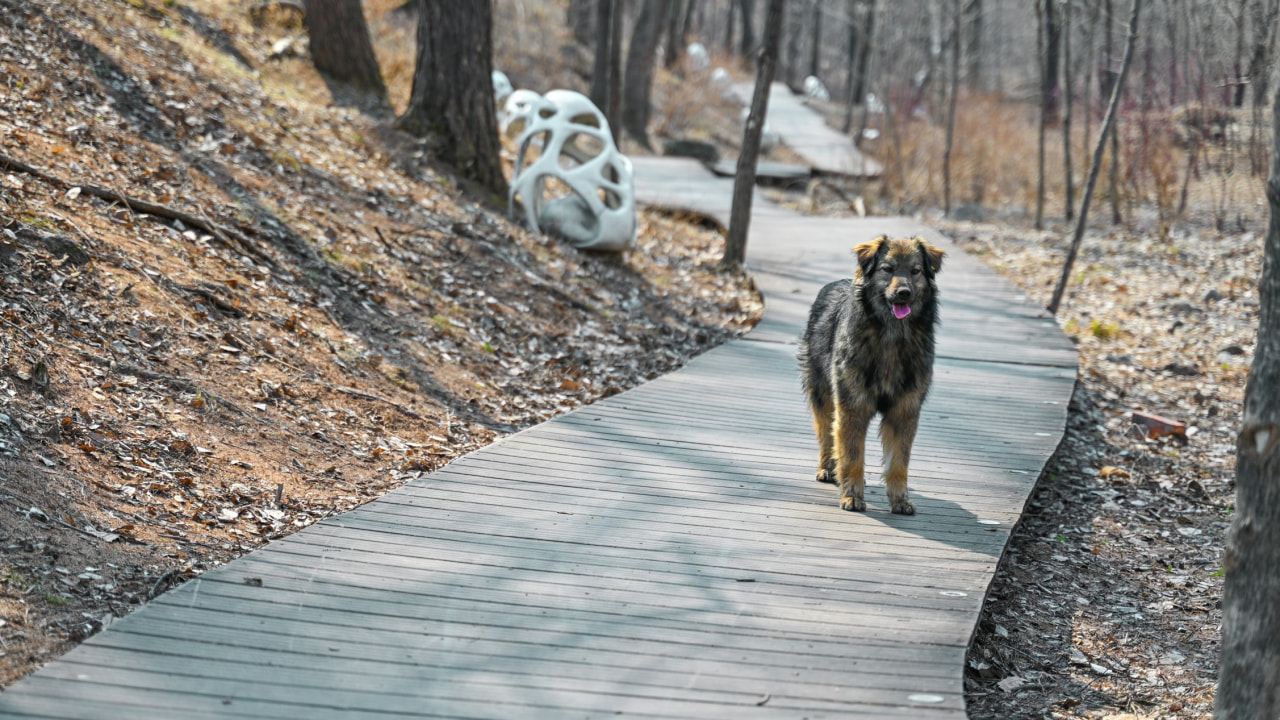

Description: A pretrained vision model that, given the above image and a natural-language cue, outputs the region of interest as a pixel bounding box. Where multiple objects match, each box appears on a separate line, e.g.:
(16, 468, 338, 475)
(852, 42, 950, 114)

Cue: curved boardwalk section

(0, 161, 1074, 718)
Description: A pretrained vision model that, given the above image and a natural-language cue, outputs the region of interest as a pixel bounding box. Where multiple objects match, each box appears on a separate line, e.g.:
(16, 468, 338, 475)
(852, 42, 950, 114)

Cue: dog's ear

(915, 236, 946, 277)
(853, 236, 886, 277)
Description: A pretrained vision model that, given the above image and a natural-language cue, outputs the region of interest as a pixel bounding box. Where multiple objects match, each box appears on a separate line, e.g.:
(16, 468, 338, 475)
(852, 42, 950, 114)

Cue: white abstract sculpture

(686, 42, 710, 71)
(492, 70, 513, 104)
(710, 67, 732, 94)
(803, 75, 830, 101)
(506, 90, 636, 252)
(499, 89, 543, 136)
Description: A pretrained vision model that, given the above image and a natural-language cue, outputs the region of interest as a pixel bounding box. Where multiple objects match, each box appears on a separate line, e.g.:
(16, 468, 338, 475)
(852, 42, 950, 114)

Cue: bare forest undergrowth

(944, 221, 1257, 720)
(0, 0, 762, 686)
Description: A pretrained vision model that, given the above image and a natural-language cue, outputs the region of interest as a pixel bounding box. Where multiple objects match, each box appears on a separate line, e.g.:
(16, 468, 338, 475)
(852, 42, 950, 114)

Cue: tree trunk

(1232, 0, 1248, 107)
(724, 0, 737, 54)
(590, 0, 615, 118)
(1048, 0, 1141, 316)
(785, 1, 801, 87)
(1061, 0, 1075, 221)
(396, 0, 506, 197)
(1042, 0, 1062, 122)
(943, 0, 960, 215)
(853, 0, 875, 101)
(1216, 54, 1280, 720)
(591, 0, 625, 146)
(842, 0, 861, 132)
(568, 0, 595, 47)
(722, 0, 784, 270)
(664, 0, 688, 68)
(739, 0, 757, 57)
(808, 0, 821, 77)
(1105, 0, 1122, 224)
(301, 0, 387, 102)
(1035, 0, 1047, 230)
(623, 0, 673, 149)
(1247, 0, 1280, 175)
(963, 0, 983, 88)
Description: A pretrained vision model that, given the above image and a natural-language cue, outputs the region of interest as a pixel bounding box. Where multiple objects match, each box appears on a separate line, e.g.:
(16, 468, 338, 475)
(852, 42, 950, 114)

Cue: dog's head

(853, 235, 945, 321)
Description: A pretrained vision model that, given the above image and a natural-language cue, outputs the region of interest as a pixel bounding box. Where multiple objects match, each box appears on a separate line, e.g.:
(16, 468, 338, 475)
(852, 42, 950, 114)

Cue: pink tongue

(892, 303, 912, 319)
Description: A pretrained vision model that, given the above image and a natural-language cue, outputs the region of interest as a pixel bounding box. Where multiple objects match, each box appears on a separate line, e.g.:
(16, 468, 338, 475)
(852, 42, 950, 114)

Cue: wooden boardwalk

(0, 164, 1074, 717)
(732, 82, 884, 178)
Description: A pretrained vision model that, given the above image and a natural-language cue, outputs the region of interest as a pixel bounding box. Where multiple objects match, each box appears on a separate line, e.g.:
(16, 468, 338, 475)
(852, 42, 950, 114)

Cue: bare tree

(944, 0, 961, 215)
(567, 0, 594, 47)
(841, 0, 864, 132)
(1106, 0, 1123, 225)
(963, 0, 983, 87)
(397, 0, 506, 196)
(739, 0, 757, 57)
(590, 0, 625, 145)
(722, 0, 784, 269)
(808, 0, 822, 77)
(623, 0, 674, 148)
(664, 0, 693, 68)
(300, 0, 387, 103)
(1215, 52, 1280, 720)
(1048, 0, 1142, 316)
(1247, 0, 1280, 175)
(1061, 0, 1075, 221)
(1035, 0, 1048, 229)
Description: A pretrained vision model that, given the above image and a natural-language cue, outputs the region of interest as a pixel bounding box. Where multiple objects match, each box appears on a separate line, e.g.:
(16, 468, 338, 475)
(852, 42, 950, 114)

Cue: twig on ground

(332, 385, 423, 420)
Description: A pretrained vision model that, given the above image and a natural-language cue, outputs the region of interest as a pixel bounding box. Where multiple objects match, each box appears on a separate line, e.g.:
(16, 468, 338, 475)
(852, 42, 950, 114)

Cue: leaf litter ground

(938, 220, 1256, 719)
(0, 0, 761, 685)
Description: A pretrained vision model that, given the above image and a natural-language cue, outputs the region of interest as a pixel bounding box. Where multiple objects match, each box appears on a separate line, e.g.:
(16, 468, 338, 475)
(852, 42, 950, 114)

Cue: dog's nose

(894, 287, 913, 301)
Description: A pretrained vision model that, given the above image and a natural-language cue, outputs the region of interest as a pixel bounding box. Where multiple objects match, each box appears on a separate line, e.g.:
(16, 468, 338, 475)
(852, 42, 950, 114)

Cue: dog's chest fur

(833, 281, 937, 409)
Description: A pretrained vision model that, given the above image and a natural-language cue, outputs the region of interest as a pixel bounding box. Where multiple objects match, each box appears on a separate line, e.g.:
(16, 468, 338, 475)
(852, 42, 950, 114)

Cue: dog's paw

(815, 469, 836, 484)
(840, 495, 866, 512)
(890, 498, 916, 515)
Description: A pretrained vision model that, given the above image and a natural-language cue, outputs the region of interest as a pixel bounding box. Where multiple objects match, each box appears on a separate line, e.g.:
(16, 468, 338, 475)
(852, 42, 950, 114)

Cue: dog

(797, 235, 945, 515)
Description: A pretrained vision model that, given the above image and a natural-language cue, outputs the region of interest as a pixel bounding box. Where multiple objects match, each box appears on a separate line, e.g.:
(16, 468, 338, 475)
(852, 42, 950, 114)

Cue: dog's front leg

(832, 388, 871, 512)
(881, 397, 923, 515)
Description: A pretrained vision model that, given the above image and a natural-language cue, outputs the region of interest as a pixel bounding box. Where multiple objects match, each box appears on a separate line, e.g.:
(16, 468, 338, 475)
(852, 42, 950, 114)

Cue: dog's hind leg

(832, 395, 872, 512)
(810, 395, 837, 483)
(881, 397, 923, 515)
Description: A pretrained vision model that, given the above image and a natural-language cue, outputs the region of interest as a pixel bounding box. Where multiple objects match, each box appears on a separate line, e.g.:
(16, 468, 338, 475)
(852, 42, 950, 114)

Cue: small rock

(1220, 344, 1246, 355)
(1106, 353, 1135, 365)
(1203, 288, 1226, 302)
(1168, 301, 1201, 316)
(997, 676, 1026, 692)
(1162, 362, 1200, 377)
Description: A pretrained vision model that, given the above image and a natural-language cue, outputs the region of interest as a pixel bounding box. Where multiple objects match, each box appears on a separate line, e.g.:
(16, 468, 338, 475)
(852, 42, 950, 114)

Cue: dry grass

(865, 91, 1268, 232)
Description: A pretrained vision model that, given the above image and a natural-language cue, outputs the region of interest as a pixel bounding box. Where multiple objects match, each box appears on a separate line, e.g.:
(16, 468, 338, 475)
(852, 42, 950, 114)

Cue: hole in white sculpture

(561, 132, 605, 168)
(600, 187, 621, 210)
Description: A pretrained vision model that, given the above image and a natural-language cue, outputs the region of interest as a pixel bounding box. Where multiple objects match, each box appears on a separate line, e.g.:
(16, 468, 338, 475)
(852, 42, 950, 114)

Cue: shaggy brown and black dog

(798, 235, 946, 514)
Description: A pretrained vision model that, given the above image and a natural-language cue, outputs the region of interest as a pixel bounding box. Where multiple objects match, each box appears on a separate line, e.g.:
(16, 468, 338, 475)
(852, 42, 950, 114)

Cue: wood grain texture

(0, 121, 1074, 719)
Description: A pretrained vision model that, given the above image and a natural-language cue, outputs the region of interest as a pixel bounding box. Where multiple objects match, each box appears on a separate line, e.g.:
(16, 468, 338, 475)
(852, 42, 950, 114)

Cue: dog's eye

(911, 267, 922, 275)
(881, 266, 893, 274)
